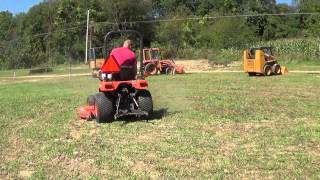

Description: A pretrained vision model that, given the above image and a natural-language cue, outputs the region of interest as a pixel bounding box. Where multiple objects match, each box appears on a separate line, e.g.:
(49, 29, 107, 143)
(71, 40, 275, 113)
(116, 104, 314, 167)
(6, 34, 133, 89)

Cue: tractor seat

(115, 65, 135, 81)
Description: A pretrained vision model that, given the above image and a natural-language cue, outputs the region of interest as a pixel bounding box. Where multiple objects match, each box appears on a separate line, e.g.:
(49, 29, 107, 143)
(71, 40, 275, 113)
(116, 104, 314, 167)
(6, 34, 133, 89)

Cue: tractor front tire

(272, 64, 281, 75)
(264, 65, 272, 76)
(95, 92, 114, 123)
(137, 90, 153, 119)
(248, 72, 255, 76)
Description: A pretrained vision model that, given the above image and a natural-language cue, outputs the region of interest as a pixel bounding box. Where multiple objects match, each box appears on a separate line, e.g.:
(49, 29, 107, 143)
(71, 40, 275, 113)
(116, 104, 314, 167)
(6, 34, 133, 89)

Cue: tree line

(0, 0, 319, 69)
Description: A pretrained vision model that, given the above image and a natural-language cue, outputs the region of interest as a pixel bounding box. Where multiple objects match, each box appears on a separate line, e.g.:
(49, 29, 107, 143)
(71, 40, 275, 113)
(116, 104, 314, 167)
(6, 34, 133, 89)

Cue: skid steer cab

(79, 30, 153, 123)
(243, 47, 288, 76)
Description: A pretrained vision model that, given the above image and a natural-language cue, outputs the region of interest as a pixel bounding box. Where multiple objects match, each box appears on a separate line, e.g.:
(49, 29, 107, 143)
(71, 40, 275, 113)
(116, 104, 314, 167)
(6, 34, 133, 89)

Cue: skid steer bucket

(281, 66, 288, 75)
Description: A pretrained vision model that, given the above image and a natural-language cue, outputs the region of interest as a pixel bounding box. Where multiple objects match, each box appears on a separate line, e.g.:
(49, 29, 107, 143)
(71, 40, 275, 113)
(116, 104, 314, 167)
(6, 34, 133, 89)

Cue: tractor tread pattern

(95, 92, 114, 123)
(272, 64, 281, 75)
(137, 90, 153, 118)
(264, 65, 272, 76)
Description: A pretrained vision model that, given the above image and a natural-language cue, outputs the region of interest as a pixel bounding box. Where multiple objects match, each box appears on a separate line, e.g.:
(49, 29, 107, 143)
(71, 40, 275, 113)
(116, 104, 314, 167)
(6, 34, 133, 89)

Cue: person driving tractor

(110, 40, 137, 80)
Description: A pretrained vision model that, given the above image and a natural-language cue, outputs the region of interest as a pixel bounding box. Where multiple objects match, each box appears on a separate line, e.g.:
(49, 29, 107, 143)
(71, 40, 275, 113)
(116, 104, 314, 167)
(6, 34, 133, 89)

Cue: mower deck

(79, 105, 149, 120)
(79, 105, 95, 120)
(114, 109, 148, 120)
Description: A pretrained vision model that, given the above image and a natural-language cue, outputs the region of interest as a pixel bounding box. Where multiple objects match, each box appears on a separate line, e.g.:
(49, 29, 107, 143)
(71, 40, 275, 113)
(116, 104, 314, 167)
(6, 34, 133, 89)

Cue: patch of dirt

(132, 160, 160, 177)
(227, 61, 242, 67)
(175, 59, 211, 72)
(50, 155, 101, 177)
(205, 121, 276, 137)
(1, 131, 26, 163)
(0, 136, 40, 179)
(19, 170, 34, 178)
(236, 169, 275, 179)
(284, 145, 320, 157)
(219, 142, 238, 157)
(198, 105, 237, 117)
(0, 78, 52, 85)
(0, 73, 90, 85)
(68, 120, 99, 140)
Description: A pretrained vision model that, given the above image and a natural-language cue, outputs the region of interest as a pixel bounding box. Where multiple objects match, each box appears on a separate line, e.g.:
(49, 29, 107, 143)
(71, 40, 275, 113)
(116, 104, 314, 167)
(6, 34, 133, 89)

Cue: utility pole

(47, 0, 52, 70)
(90, 21, 93, 49)
(85, 10, 90, 64)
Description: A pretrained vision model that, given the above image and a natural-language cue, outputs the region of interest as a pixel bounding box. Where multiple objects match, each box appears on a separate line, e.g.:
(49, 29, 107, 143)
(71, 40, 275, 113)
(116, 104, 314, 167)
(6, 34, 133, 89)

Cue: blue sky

(277, 0, 291, 4)
(0, 0, 43, 14)
(0, 0, 291, 14)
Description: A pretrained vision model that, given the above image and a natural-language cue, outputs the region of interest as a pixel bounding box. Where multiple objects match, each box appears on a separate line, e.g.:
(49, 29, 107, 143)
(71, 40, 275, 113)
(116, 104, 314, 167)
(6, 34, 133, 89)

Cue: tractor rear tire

(87, 95, 95, 106)
(145, 63, 157, 75)
(264, 65, 272, 76)
(95, 92, 114, 123)
(137, 90, 153, 119)
(272, 64, 281, 75)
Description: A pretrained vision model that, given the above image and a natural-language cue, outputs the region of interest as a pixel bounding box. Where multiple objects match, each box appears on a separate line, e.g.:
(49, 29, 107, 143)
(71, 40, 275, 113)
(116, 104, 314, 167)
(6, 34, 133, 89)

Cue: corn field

(209, 38, 320, 64)
(255, 38, 320, 57)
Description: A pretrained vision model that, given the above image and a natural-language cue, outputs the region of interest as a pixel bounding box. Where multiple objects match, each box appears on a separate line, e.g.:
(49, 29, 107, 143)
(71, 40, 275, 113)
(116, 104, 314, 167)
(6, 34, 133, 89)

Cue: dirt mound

(175, 59, 211, 72)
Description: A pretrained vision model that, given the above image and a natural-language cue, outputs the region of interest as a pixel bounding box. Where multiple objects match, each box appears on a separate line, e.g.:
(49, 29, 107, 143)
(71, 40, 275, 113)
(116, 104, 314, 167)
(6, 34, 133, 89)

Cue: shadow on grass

(85, 109, 180, 125)
(119, 108, 179, 125)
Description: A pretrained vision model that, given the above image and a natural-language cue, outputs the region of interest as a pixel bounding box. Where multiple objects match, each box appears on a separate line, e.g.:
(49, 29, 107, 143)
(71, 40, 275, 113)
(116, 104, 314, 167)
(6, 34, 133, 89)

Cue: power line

(0, 25, 86, 44)
(93, 12, 320, 26)
(1, 12, 320, 43)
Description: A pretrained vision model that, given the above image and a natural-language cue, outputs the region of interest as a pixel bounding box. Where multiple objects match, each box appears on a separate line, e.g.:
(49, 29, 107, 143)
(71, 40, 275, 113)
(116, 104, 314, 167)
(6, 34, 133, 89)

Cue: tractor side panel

(254, 50, 265, 73)
(243, 50, 249, 72)
(243, 50, 255, 72)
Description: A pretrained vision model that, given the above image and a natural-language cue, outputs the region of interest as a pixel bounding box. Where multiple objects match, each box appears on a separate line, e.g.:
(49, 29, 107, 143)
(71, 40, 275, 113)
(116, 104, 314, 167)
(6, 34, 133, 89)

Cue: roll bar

(103, 30, 144, 79)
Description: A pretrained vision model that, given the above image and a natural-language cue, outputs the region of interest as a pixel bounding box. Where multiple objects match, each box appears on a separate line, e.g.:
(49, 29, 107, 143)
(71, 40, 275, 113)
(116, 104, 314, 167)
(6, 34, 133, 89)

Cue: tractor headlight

(101, 73, 107, 80)
(107, 74, 112, 80)
(99, 73, 112, 81)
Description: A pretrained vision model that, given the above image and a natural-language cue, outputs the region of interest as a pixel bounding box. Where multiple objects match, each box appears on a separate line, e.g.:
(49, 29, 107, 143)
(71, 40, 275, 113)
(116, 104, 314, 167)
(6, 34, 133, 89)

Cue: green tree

(0, 11, 15, 69)
(298, 0, 320, 37)
(155, 5, 194, 58)
(263, 4, 300, 39)
(199, 17, 256, 49)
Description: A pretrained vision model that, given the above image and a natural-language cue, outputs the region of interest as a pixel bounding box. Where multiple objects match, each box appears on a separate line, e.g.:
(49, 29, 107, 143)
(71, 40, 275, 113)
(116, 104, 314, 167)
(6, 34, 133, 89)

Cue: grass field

(0, 64, 90, 78)
(0, 60, 319, 79)
(0, 72, 320, 179)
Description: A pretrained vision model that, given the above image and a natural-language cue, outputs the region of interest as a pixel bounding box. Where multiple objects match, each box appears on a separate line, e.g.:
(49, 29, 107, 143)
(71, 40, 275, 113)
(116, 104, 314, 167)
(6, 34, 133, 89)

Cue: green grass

(0, 73, 320, 179)
(210, 62, 320, 72)
(0, 64, 90, 78)
(283, 62, 320, 71)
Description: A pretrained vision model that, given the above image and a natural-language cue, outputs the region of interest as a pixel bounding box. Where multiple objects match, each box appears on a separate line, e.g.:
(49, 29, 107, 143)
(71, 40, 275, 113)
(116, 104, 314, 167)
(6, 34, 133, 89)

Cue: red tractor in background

(79, 30, 153, 123)
(143, 48, 185, 76)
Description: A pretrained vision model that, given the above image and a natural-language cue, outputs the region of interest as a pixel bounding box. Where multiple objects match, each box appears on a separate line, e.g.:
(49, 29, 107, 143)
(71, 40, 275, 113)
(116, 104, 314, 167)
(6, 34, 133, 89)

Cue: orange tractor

(143, 48, 185, 76)
(80, 30, 153, 123)
(243, 47, 288, 76)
